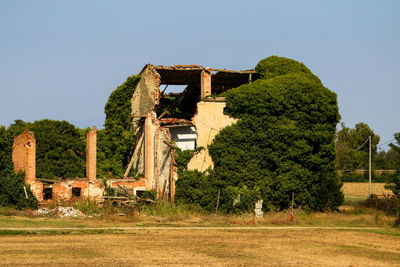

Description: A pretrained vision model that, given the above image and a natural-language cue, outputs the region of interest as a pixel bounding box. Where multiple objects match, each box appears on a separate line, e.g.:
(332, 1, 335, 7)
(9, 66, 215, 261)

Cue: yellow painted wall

(188, 100, 237, 172)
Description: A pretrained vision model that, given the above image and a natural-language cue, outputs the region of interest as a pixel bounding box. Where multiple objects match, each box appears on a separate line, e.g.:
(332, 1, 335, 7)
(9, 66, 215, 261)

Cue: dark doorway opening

(136, 190, 145, 198)
(43, 188, 53, 200)
(72, 187, 81, 197)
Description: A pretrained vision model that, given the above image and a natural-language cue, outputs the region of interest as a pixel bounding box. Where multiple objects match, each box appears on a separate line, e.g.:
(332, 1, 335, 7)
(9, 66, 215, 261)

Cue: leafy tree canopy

(335, 122, 380, 170)
(97, 74, 140, 177)
(255, 55, 320, 82)
(177, 56, 343, 212)
(5, 119, 86, 179)
(385, 134, 400, 195)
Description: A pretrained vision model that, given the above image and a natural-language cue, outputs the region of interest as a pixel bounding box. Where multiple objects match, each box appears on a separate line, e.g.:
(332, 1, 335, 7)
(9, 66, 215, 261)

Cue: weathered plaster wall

(156, 127, 172, 196)
(131, 65, 161, 125)
(144, 112, 157, 190)
(188, 100, 237, 172)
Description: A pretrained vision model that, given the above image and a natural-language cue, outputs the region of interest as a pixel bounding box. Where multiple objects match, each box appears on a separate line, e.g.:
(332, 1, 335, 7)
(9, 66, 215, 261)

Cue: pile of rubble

(36, 207, 84, 217)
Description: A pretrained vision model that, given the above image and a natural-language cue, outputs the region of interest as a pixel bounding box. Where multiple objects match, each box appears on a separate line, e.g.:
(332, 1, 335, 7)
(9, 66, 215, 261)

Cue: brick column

(86, 126, 97, 182)
(200, 69, 211, 98)
(145, 113, 154, 190)
(12, 130, 36, 184)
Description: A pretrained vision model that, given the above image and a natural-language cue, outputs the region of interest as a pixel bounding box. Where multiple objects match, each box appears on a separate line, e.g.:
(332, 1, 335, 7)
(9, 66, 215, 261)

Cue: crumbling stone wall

(131, 65, 161, 126)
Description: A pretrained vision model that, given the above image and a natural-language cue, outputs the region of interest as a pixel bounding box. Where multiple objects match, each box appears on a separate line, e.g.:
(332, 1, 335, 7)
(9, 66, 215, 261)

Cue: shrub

(0, 170, 38, 210)
(176, 169, 218, 212)
(73, 198, 102, 216)
(360, 194, 400, 226)
(140, 190, 157, 201)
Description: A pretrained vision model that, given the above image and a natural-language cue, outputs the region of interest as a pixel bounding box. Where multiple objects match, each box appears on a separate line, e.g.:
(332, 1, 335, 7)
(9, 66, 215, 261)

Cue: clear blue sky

(1, 1, 399, 150)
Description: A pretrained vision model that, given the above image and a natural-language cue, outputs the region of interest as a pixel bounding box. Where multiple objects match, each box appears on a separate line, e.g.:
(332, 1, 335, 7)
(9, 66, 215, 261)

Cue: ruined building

(12, 128, 145, 204)
(129, 64, 258, 201)
(12, 64, 258, 204)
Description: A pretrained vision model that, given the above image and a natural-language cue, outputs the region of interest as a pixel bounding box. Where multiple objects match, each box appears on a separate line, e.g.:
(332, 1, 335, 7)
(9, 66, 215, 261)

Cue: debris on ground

(36, 207, 84, 217)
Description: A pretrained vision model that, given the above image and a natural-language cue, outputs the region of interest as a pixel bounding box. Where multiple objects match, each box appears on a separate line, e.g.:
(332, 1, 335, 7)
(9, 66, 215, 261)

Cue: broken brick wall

(12, 130, 43, 201)
(43, 179, 104, 204)
(12, 128, 106, 205)
(131, 65, 161, 127)
(200, 70, 211, 98)
(12, 129, 36, 184)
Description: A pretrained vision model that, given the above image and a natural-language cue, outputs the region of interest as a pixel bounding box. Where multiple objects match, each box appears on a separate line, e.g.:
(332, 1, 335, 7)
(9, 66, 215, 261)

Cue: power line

(377, 139, 395, 149)
(350, 138, 369, 152)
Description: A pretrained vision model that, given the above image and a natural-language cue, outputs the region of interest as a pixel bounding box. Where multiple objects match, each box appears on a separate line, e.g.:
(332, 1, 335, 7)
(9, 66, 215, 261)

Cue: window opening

(72, 187, 81, 197)
(43, 188, 52, 200)
(157, 84, 201, 120)
(136, 190, 145, 198)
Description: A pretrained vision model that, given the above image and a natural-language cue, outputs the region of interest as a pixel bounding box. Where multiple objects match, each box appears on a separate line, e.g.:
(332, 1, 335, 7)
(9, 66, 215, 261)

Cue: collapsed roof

(141, 64, 259, 94)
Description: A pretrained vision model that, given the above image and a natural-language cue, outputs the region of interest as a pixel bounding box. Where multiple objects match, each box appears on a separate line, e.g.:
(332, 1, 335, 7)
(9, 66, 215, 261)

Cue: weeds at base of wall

(138, 202, 206, 219)
(72, 199, 103, 216)
(0, 206, 34, 217)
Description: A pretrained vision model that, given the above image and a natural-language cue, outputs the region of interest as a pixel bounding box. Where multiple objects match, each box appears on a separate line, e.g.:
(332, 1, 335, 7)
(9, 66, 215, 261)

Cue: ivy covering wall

(176, 56, 343, 213)
(97, 74, 141, 177)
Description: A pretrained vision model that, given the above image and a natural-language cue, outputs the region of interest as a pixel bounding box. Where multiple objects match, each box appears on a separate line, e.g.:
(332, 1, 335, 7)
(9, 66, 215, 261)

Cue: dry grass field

(0, 229, 399, 266)
(342, 182, 392, 198)
(0, 183, 399, 266)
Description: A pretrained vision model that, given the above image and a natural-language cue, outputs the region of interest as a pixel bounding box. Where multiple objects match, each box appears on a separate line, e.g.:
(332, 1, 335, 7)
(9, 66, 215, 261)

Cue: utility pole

(369, 136, 372, 195)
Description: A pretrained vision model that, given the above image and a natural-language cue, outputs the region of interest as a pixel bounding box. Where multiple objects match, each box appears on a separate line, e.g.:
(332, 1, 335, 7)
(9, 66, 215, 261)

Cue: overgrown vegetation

(0, 170, 38, 210)
(385, 133, 400, 196)
(177, 56, 343, 213)
(97, 74, 141, 177)
(0, 126, 37, 209)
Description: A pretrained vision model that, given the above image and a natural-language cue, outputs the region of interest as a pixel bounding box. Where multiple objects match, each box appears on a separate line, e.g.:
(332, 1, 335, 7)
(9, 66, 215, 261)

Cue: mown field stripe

(0, 226, 385, 231)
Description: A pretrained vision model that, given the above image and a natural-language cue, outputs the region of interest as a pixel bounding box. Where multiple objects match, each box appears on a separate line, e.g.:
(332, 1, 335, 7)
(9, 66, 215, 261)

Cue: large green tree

(335, 122, 380, 171)
(385, 133, 400, 195)
(177, 56, 343, 212)
(5, 119, 86, 179)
